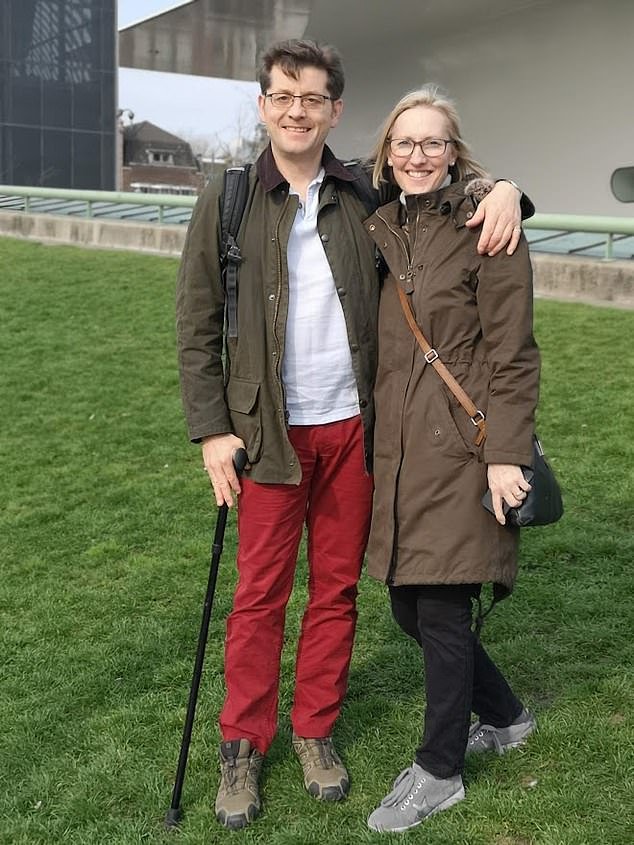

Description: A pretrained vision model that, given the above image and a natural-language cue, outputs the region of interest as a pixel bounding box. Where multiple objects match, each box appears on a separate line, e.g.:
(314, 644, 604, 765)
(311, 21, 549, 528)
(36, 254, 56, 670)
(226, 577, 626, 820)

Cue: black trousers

(389, 583, 524, 779)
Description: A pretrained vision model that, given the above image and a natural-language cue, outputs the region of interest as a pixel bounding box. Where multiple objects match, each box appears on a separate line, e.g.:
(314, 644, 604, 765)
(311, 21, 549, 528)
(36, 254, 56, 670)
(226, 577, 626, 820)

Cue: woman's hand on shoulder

(486, 463, 532, 525)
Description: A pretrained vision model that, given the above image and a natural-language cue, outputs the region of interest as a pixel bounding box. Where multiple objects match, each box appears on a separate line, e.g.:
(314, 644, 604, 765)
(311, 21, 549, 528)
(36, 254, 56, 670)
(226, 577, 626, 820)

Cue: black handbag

(395, 285, 563, 529)
(481, 435, 564, 527)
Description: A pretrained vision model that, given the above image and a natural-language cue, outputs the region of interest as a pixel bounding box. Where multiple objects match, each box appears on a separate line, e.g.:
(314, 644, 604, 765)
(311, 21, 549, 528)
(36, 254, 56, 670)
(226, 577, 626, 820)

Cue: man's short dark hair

(258, 39, 345, 100)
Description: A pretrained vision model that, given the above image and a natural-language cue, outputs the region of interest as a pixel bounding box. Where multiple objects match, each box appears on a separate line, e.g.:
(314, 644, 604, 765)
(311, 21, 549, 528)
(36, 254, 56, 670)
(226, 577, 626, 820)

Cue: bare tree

(233, 122, 268, 164)
(178, 101, 267, 181)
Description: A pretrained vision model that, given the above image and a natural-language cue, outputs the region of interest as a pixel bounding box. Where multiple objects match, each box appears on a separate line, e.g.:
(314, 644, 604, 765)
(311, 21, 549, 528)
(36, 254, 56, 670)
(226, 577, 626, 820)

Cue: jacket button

(399, 274, 406, 280)
(359, 399, 368, 408)
(368, 224, 376, 231)
(321, 233, 329, 242)
(337, 287, 346, 296)
(350, 343, 359, 352)
(268, 293, 275, 301)
(466, 210, 473, 218)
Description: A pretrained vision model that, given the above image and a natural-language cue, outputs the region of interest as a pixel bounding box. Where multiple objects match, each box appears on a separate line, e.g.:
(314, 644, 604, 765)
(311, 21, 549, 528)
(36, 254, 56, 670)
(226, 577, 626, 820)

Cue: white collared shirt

(282, 169, 359, 425)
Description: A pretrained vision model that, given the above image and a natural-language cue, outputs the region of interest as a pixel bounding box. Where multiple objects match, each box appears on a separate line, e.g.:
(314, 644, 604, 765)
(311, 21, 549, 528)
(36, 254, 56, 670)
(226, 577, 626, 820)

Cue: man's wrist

(496, 178, 522, 195)
(495, 179, 535, 220)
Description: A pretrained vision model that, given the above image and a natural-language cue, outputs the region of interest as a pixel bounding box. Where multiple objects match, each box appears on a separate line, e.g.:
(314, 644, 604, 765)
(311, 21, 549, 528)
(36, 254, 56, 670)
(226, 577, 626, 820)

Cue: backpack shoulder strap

(220, 163, 252, 338)
(342, 160, 381, 216)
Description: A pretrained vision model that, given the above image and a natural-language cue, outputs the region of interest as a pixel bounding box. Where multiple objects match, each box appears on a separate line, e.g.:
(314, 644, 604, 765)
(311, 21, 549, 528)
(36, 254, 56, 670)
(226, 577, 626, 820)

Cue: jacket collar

(375, 179, 473, 228)
(403, 179, 470, 216)
(255, 144, 356, 192)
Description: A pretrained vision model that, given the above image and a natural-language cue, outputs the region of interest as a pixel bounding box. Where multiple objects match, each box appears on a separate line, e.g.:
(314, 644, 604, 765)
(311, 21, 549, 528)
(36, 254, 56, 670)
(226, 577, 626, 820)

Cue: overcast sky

(117, 0, 260, 144)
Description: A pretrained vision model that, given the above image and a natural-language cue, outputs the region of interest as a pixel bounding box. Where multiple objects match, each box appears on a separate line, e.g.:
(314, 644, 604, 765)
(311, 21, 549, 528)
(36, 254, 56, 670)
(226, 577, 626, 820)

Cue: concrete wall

(531, 253, 633, 308)
(0, 211, 185, 256)
(1, 211, 632, 308)
(308, 0, 634, 218)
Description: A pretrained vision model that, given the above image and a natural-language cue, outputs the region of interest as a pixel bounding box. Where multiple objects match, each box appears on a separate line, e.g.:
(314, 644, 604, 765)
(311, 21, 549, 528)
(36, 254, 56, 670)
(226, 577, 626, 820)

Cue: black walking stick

(165, 447, 248, 830)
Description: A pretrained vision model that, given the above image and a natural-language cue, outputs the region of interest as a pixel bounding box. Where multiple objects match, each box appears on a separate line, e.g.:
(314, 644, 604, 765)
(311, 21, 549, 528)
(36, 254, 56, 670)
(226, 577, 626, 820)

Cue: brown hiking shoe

(215, 739, 264, 829)
(292, 734, 349, 800)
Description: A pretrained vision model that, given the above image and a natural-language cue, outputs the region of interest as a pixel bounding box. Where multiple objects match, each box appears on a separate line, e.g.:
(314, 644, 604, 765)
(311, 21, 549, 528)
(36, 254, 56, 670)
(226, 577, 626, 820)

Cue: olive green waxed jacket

(175, 145, 380, 484)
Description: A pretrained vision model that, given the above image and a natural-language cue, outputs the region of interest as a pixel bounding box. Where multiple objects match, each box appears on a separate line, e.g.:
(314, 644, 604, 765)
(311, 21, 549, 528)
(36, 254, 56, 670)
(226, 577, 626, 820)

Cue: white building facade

(119, 0, 634, 216)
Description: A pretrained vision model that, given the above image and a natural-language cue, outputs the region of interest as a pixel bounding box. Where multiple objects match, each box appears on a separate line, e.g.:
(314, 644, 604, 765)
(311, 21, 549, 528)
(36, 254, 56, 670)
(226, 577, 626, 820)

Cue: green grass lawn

(1, 236, 632, 845)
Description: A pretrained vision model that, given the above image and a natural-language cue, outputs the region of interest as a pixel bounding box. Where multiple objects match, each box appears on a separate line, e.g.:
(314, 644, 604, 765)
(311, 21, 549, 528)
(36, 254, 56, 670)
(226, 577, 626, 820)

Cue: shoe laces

(220, 749, 260, 793)
(316, 738, 337, 769)
(220, 756, 239, 791)
(380, 766, 426, 808)
(468, 721, 504, 754)
(298, 737, 337, 770)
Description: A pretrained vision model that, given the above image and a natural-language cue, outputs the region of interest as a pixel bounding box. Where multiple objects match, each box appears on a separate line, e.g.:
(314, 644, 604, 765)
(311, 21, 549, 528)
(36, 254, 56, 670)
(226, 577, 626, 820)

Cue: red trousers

(219, 415, 373, 754)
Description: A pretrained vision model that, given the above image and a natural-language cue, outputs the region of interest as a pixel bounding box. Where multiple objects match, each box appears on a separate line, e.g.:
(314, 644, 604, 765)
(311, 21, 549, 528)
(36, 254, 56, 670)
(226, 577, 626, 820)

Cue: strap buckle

(470, 409, 485, 427)
(424, 348, 439, 364)
(226, 243, 243, 265)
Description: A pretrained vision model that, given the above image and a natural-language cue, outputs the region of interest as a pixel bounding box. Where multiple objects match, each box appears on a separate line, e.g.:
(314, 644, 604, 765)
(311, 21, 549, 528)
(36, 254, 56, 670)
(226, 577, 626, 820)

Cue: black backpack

(219, 161, 380, 339)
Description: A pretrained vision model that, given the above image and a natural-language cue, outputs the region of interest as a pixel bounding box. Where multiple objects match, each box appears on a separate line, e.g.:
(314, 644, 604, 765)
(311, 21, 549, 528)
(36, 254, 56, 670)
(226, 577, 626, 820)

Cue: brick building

(121, 121, 203, 195)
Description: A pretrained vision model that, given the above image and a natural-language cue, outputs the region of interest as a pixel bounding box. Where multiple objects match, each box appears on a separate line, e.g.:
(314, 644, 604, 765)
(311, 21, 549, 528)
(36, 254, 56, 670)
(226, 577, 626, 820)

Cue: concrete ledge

(1, 210, 633, 308)
(0, 210, 185, 256)
(532, 252, 634, 308)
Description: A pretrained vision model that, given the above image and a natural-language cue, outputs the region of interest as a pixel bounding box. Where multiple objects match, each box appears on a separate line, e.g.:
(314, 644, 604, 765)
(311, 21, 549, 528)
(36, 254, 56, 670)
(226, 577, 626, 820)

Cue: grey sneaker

(292, 734, 349, 800)
(368, 763, 465, 832)
(215, 738, 264, 829)
(467, 708, 536, 756)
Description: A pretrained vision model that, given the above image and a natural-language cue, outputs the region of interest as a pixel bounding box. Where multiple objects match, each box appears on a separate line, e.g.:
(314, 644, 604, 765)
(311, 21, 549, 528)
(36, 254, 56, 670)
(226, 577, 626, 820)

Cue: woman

(364, 86, 541, 833)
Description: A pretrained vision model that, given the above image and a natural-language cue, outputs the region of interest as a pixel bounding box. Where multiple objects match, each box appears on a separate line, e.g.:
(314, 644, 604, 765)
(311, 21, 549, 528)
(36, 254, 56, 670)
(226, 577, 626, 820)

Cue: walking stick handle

(233, 447, 248, 476)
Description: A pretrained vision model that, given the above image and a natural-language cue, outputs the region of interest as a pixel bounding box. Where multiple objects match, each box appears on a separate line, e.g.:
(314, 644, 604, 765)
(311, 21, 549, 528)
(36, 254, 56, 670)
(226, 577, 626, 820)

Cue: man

(176, 39, 525, 830)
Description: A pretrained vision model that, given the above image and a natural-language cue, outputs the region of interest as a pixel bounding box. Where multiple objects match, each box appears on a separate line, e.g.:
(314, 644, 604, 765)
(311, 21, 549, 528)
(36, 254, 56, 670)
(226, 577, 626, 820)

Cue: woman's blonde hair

(371, 84, 489, 188)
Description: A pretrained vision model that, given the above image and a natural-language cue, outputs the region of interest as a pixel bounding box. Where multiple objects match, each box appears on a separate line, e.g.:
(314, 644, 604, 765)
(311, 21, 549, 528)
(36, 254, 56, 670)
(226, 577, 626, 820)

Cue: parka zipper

(375, 204, 421, 288)
(375, 204, 422, 586)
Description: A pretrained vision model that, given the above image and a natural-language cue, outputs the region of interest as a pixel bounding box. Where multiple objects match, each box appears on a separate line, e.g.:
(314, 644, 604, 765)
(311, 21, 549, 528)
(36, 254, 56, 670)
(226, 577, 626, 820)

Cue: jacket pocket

(226, 378, 263, 463)
(445, 398, 483, 459)
(427, 387, 481, 460)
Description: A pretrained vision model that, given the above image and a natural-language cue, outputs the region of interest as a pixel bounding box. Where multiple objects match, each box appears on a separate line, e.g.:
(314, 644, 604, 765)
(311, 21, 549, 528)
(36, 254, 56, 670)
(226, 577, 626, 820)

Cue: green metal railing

(528, 213, 634, 259)
(1, 185, 633, 259)
(0, 184, 196, 224)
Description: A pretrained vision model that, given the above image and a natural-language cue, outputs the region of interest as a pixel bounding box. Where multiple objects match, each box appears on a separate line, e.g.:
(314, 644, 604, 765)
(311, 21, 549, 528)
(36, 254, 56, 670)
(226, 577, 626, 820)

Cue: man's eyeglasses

(265, 92, 334, 110)
(388, 138, 454, 158)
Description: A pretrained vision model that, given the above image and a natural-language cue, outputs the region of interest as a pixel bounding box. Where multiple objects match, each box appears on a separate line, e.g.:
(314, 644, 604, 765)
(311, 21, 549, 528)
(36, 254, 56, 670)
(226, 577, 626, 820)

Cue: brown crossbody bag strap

(396, 284, 487, 446)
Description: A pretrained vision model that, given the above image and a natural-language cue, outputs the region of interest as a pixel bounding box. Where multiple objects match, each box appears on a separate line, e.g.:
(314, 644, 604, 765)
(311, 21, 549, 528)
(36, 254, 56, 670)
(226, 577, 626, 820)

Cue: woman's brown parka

(365, 180, 540, 595)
